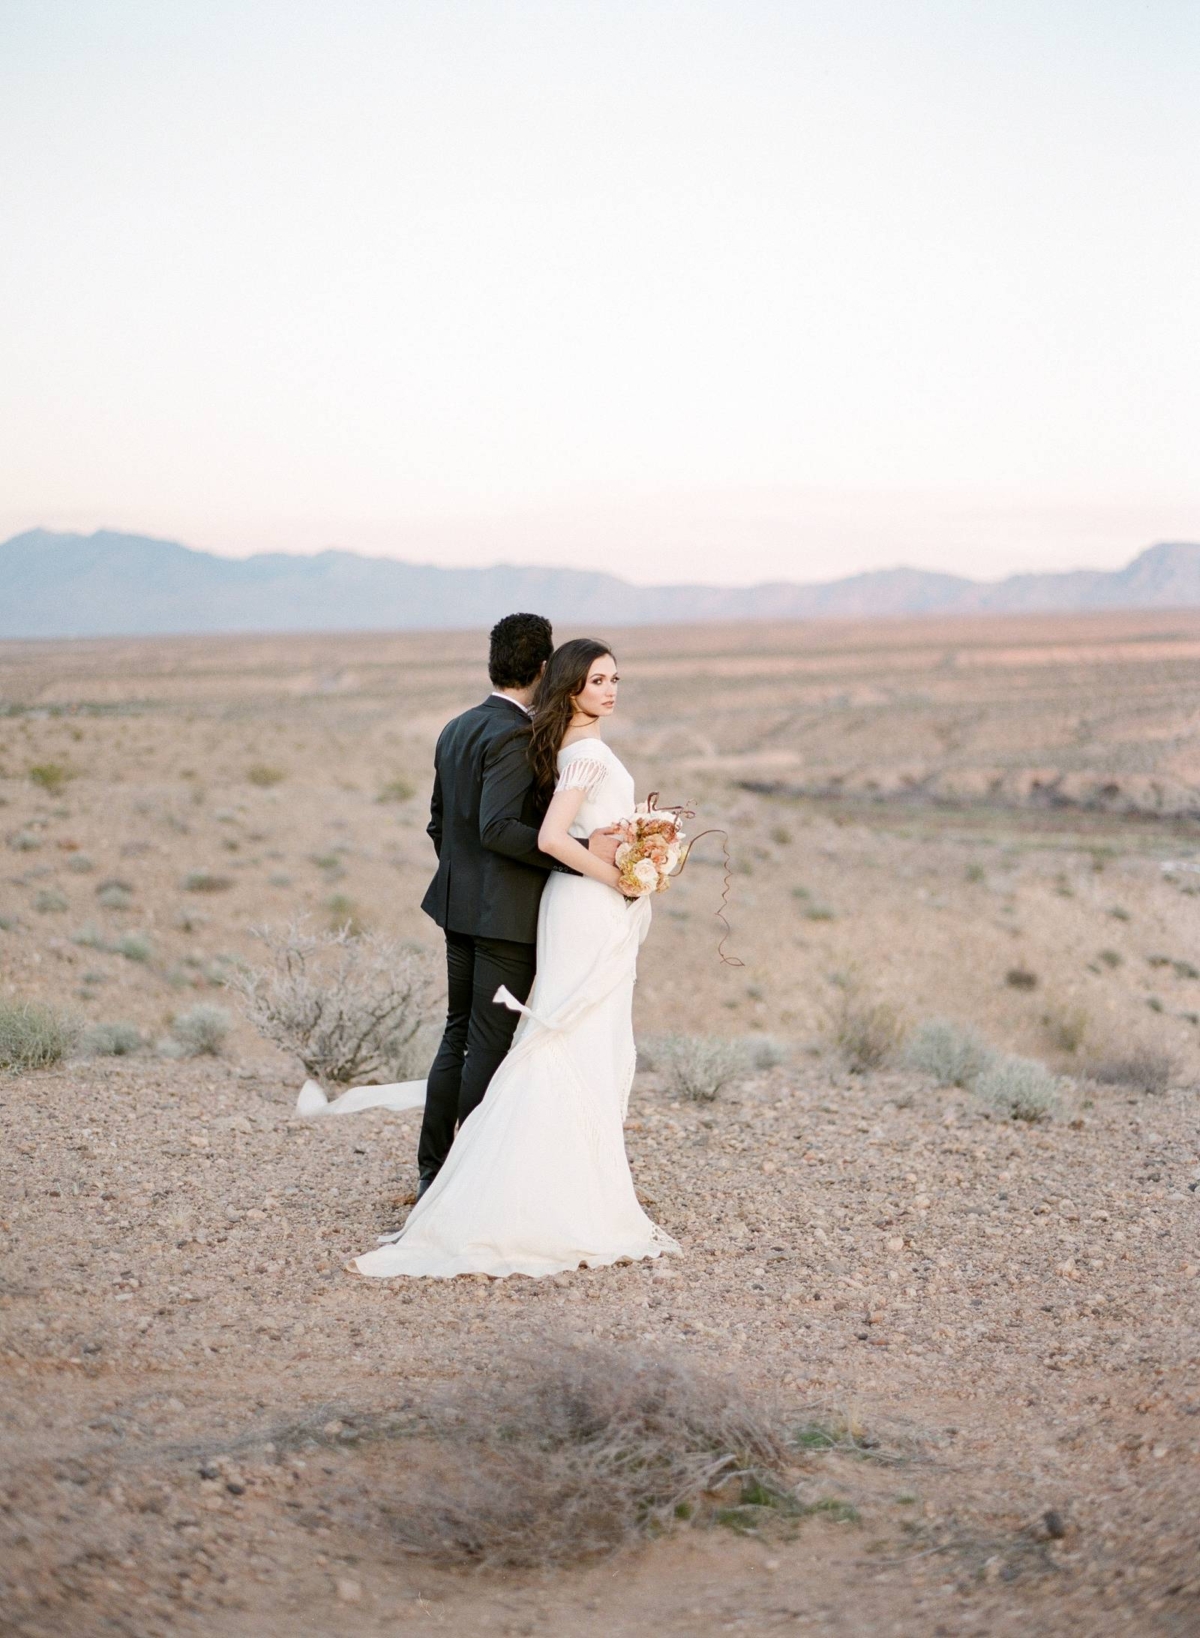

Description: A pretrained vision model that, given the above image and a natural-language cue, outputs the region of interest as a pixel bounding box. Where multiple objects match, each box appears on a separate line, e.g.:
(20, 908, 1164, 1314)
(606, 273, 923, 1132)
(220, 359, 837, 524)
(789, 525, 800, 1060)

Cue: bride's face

(573, 654, 618, 721)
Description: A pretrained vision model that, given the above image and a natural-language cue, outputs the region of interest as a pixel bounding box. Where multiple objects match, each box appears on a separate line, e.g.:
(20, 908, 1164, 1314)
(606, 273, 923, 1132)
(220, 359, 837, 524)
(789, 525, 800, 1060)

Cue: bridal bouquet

(615, 793, 743, 966)
(614, 796, 687, 897)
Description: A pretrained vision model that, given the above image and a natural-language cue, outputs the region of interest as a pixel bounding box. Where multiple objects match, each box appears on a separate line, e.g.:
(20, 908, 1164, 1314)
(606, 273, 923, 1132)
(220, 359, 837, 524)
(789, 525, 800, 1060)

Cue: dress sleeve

(555, 755, 607, 798)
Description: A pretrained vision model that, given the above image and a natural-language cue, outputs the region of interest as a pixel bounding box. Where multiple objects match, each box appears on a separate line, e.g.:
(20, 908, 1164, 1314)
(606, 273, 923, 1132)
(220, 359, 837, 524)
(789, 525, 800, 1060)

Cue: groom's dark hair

(488, 613, 554, 689)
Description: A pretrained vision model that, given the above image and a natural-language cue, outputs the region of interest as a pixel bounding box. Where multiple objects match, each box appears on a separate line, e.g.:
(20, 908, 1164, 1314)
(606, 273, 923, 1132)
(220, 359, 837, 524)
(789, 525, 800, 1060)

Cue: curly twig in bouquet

(613, 793, 743, 966)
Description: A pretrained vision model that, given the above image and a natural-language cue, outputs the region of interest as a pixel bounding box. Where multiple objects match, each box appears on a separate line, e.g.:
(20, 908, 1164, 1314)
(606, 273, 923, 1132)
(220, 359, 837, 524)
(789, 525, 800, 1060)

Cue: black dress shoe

(416, 1173, 437, 1201)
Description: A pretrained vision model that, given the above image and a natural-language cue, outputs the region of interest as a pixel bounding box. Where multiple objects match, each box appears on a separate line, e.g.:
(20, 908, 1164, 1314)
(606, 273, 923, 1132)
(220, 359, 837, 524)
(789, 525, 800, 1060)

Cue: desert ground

(2, 608, 1199, 1637)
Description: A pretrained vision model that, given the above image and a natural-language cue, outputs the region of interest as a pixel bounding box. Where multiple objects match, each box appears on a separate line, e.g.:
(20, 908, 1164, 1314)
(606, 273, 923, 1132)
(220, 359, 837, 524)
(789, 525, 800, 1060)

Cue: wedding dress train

(306, 739, 680, 1280)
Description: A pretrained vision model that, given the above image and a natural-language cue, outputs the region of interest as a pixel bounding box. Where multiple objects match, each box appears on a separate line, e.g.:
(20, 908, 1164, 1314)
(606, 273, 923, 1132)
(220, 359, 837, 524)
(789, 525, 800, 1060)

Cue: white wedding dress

(333, 739, 681, 1280)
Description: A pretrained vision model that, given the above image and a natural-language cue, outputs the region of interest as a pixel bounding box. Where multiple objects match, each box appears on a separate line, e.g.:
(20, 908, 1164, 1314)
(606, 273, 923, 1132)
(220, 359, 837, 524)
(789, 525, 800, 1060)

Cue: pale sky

(3, 0, 1198, 586)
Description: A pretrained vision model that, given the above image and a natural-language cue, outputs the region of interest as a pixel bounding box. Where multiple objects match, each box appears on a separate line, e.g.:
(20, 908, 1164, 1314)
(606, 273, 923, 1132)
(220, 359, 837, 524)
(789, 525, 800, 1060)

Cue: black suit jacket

(420, 695, 566, 945)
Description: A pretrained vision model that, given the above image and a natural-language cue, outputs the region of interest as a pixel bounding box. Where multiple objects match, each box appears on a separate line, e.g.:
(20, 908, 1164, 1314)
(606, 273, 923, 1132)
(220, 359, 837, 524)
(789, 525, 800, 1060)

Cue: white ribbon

(295, 1077, 427, 1117)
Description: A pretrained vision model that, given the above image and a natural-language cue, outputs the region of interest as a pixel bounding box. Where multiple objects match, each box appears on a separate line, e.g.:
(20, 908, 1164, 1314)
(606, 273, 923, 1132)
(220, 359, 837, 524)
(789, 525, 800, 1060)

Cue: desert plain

(1, 607, 1199, 1637)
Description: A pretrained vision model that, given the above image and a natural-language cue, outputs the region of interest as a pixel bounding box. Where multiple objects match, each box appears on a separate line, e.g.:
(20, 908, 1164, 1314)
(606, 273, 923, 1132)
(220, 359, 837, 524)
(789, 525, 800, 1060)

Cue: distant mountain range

(2, 528, 1199, 639)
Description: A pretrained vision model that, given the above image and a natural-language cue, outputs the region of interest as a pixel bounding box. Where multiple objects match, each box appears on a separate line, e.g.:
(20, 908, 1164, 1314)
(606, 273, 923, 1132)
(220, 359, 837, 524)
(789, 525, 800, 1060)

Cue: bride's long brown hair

(528, 637, 615, 805)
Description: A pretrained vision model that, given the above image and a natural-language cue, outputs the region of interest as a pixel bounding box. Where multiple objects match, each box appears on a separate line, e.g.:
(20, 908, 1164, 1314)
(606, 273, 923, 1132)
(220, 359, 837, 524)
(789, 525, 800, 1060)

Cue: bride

(350, 638, 681, 1280)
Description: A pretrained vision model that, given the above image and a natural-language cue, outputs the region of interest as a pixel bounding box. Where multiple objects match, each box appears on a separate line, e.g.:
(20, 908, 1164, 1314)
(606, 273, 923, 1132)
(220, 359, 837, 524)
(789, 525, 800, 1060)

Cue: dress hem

(353, 1239, 681, 1281)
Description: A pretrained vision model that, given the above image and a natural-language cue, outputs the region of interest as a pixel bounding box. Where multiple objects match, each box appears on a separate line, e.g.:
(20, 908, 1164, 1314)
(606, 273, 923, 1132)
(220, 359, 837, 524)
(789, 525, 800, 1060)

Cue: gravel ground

(2, 1048, 1198, 1637)
(2, 618, 1199, 1634)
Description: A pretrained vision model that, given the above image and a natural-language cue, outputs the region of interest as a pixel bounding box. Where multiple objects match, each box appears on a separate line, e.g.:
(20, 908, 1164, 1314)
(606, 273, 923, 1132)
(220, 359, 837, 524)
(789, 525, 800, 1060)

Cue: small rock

(336, 1578, 362, 1604)
(1042, 1509, 1067, 1539)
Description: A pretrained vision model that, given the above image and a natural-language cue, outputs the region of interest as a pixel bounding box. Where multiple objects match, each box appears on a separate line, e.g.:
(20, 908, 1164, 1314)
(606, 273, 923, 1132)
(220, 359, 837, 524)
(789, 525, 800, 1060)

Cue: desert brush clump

(902, 1018, 995, 1088)
(0, 999, 78, 1070)
(1041, 1001, 1090, 1055)
(114, 932, 153, 963)
(229, 919, 437, 1085)
(1086, 1045, 1176, 1096)
(81, 1022, 143, 1057)
(96, 882, 134, 911)
(246, 764, 286, 787)
(28, 762, 76, 793)
(181, 870, 234, 893)
(169, 1004, 231, 1057)
(376, 776, 416, 803)
(750, 1036, 789, 1070)
(974, 1054, 1061, 1121)
(34, 889, 68, 914)
(641, 1034, 757, 1101)
(324, 893, 365, 934)
(381, 1340, 793, 1569)
(825, 974, 905, 1074)
(1004, 965, 1039, 991)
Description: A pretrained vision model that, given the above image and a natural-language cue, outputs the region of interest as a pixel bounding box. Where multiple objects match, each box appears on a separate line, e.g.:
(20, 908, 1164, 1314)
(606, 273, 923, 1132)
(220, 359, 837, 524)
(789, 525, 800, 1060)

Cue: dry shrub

(28, 762, 75, 793)
(1041, 1001, 1090, 1055)
(1087, 1045, 1176, 1096)
(229, 919, 437, 1084)
(0, 999, 78, 1070)
(1005, 966, 1039, 991)
(247, 764, 286, 787)
(182, 870, 234, 893)
(826, 974, 905, 1073)
(115, 931, 152, 963)
(386, 1341, 791, 1568)
(376, 776, 416, 803)
(642, 1034, 757, 1101)
(170, 1004, 231, 1057)
(974, 1055, 1060, 1121)
(96, 882, 134, 911)
(81, 1021, 142, 1057)
(751, 1036, 789, 1070)
(902, 1018, 994, 1087)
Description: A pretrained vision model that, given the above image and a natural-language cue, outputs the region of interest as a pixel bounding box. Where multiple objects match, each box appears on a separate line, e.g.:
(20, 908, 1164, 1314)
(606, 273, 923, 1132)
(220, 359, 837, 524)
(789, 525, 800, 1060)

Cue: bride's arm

(539, 788, 625, 889)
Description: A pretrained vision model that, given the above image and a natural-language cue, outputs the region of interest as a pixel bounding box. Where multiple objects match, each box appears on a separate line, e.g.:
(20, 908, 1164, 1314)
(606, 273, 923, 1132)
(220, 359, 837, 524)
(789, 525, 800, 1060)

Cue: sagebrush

(170, 1004, 231, 1057)
(0, 999, 77, 1070)
(641, 1034, 756, 1101)
(229, 920, 438, 1084)
(826, 976, 905, 1073)
(902, 1018, 994, 1087)
(974, 1054, 1060, 1121)
(1087, 1045, 1176, 1095)
(82, 1022, 142, 1057)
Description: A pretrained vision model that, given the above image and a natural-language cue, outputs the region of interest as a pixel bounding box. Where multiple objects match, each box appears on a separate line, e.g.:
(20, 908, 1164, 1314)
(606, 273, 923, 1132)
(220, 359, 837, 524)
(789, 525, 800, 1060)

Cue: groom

(415, 612, 618, 1197)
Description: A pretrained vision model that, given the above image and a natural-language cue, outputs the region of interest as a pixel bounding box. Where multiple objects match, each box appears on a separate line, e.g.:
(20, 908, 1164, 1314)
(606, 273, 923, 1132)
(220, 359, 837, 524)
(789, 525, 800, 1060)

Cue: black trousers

(416, 929, 537, 1179)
